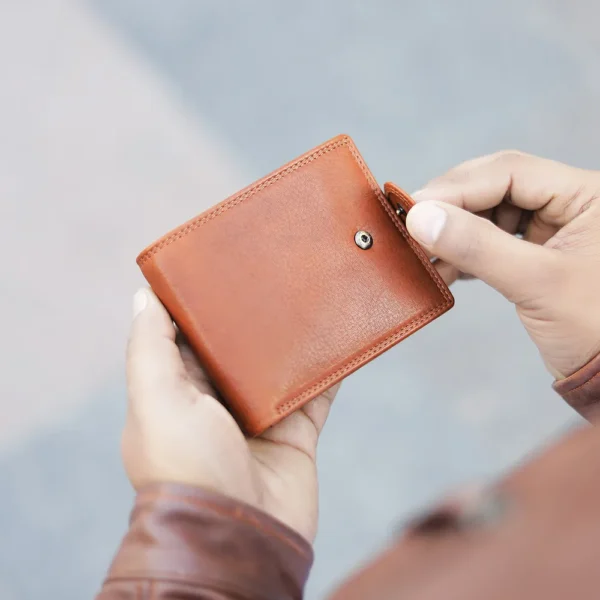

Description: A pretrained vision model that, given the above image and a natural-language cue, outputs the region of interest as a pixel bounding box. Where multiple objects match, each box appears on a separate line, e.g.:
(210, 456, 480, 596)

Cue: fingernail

(133, 288, 148, 319)
(408, 202, 447, 246)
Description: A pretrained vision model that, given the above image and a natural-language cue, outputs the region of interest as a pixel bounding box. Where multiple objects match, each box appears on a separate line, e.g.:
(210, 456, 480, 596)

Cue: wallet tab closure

(384, 181, 415, 223)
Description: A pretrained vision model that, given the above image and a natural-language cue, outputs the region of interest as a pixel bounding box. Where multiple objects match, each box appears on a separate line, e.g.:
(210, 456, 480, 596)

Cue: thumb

(127, 288, 185, 411)
(406, 201, 566, 304)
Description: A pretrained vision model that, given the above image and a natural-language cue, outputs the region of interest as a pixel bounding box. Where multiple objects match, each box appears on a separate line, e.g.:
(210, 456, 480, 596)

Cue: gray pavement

(0, 1, 593, 597)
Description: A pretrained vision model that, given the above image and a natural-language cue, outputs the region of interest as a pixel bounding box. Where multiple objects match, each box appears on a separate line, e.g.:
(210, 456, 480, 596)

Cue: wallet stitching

(272, 303, 446, 420)
(346, 144, 453, 306)
(269, 143, 453, 421)
(137, 137, 350, 265)
(138, 136, 453, 429)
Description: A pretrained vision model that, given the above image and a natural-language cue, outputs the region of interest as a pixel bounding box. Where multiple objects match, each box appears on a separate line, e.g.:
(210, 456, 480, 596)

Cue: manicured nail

(408, 202, 447, 246)
(133, 288, 148, 319)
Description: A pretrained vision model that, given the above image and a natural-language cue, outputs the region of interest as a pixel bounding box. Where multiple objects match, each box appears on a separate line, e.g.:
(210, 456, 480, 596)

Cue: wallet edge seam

(265, 139, 454, 426)
(269, 301, 451, 425)
(137, 135, 350, 266)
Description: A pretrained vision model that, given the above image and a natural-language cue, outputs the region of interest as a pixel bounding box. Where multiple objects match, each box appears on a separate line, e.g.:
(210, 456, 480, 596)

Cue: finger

(497, 207, 558, 246)
(177, 334, 218, 396)
(413, 151, 599, 227)
(301, 383, 340, 434)
(407, 201, 567, 304)
(493, 203, 523, 234)
(526, 211, 559, 245)
(433, 259, 460, 286)
(127, 288, 186, 410)
(260, 384, 341, 456)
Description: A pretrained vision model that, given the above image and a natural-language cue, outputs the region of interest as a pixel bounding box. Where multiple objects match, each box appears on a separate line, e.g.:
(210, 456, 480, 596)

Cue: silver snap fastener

(355, 230, 373, 250)
(395, 205, 407, 220)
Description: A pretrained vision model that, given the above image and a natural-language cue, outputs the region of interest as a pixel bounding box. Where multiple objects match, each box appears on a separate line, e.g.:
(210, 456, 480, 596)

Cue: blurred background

(0, 1, 593, 597)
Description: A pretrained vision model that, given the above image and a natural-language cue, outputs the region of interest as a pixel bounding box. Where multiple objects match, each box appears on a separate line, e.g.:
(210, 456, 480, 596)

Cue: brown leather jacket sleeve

(97, 354, 600, 600)
(554, 351, 600, 422)
(329, 424, 600, 600)
(96, 483, 312, 600)
(327, 352, 600, 600)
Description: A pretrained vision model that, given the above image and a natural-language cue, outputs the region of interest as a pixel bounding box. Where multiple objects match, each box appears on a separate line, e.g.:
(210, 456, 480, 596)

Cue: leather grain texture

(137, 135, 453, 435)
(99, 483, 312, 599)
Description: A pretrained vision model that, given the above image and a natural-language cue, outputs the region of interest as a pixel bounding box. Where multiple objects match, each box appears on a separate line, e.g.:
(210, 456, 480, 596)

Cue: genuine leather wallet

(137, 135, 453, 435)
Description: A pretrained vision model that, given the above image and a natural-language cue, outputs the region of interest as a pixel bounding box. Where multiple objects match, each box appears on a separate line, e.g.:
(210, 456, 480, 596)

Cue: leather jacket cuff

(553, 352, 600, 422)
(103, 483, 313, 599)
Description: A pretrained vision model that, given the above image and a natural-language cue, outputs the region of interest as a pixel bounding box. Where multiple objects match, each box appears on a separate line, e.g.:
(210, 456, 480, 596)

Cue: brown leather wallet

(137, 135, 453, 435)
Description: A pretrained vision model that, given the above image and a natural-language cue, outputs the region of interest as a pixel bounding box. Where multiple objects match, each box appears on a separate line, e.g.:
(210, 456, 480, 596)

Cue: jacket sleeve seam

(105, 573, 287, 598)
(139, 491, 312, 559)
(561, 370, 600, 397)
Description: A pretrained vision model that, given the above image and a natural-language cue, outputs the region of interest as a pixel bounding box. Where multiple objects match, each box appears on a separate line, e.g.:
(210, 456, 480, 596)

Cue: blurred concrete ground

(0, 0, 594, 597)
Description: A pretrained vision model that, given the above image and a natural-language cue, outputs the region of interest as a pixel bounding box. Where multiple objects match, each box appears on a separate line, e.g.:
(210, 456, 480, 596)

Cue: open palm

(123, 288, 338, 542)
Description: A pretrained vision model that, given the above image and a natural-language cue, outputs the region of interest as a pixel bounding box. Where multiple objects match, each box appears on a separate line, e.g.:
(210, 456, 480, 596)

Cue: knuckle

(454, 151, 527, 187)
(543, 183, 600, 226)
(495, 148, 526, 161)
(490, 150, 531, 184)
(425, 172, 459, 189)
(425, 150, 527, 190)
(493, 149, 526, 163)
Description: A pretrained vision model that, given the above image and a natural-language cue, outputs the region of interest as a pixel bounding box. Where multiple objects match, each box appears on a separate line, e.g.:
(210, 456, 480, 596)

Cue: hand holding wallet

(136, 135, 453, 435)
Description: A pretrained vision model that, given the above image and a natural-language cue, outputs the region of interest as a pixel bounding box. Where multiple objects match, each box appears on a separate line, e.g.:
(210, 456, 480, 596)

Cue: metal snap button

(395, 205, 407, 219)
(355, 230, 373, 250)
